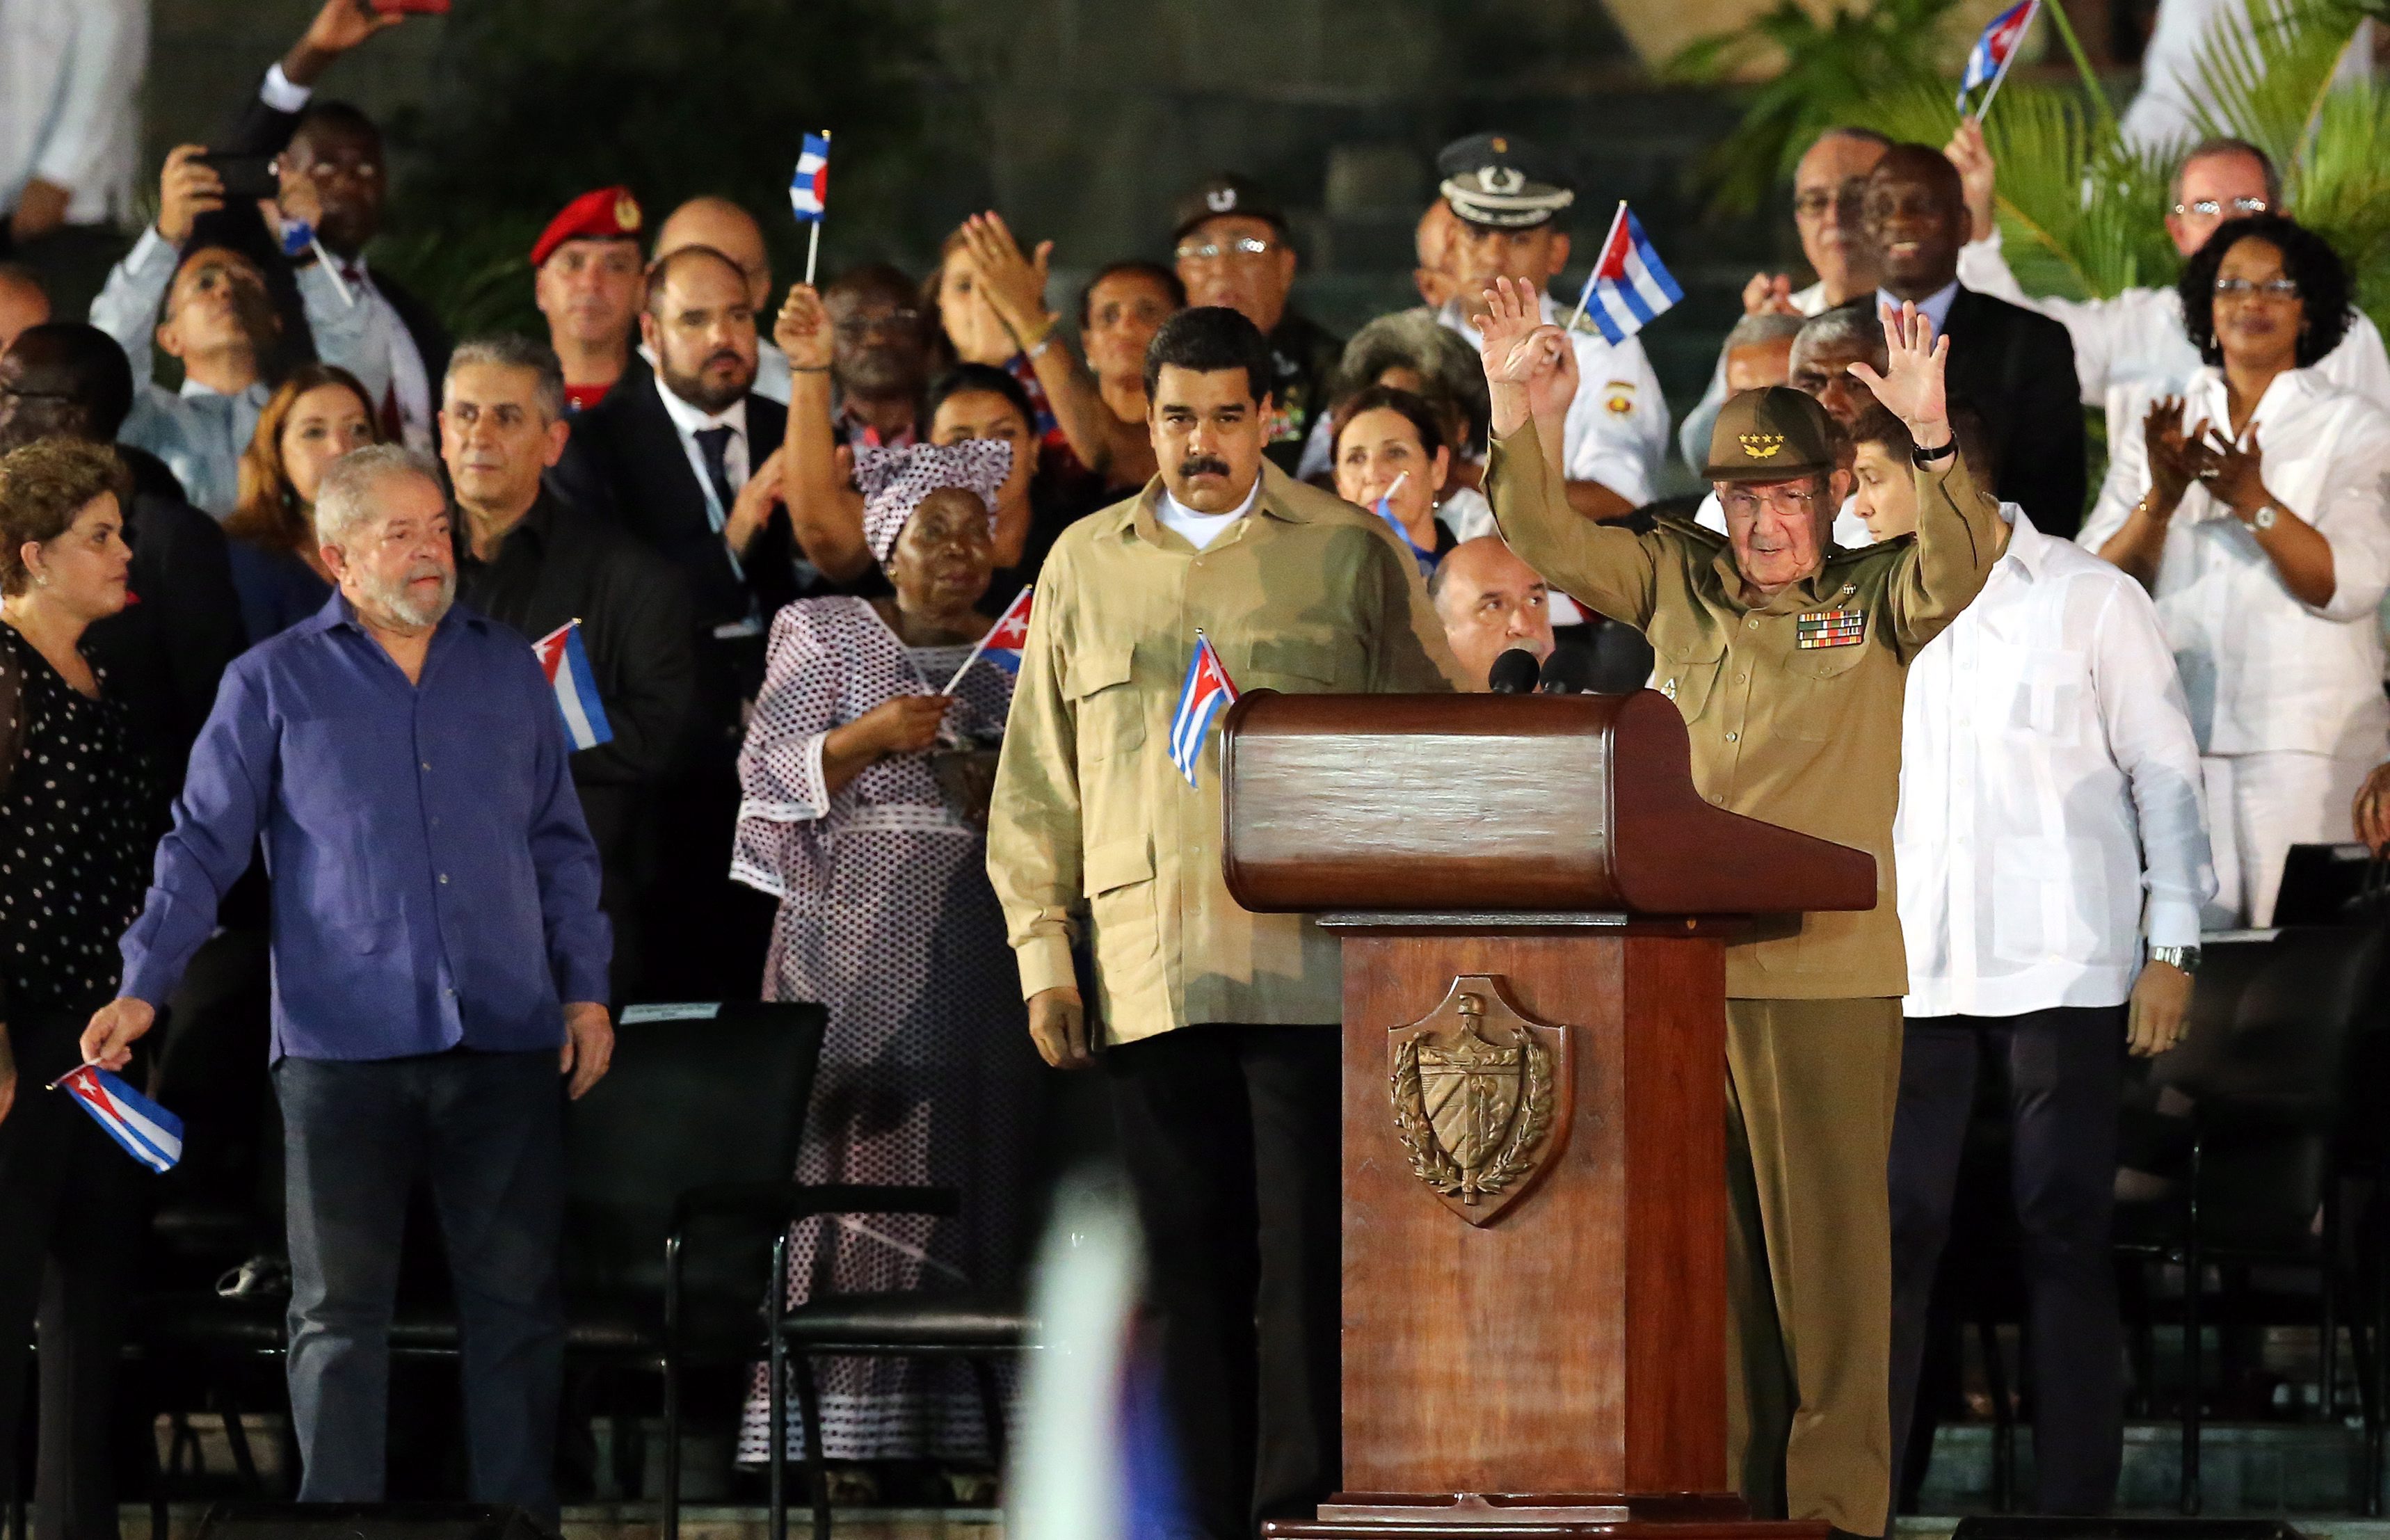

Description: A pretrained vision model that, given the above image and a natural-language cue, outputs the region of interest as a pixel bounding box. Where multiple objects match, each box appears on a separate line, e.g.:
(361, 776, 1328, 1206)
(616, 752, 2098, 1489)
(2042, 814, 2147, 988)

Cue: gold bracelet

(1017, 314, 1057, 352)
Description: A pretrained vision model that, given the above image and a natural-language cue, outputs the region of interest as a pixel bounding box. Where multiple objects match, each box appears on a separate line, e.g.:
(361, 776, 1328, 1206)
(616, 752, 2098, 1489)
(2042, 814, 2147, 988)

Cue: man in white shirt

(1680, 126, 1892, 470)
(0, 0, 145, 250)
(1947, 122, 2390, 442)
(1850, 405, 2212, 1515)
(1430, 132, 1669, 518)
(648, 196, 794, 406)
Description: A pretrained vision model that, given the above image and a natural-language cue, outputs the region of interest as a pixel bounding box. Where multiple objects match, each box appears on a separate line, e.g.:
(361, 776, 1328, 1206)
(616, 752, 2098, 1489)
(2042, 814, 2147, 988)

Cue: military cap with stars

(1705, 387, 1837, 483)
(1436, 132, 1575, 230)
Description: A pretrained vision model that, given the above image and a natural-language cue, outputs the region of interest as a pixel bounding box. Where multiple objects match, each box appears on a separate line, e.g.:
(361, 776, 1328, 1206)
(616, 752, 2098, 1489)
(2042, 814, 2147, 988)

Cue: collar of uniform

(1995, 502, 2048, 580)
(1121, 462, 1294, 547)
(653, 370, 748, 439)
(1703, 536, 1850, 616)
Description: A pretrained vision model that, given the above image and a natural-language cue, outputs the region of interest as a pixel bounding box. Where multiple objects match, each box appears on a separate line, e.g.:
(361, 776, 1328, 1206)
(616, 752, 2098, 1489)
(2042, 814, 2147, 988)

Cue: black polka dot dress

(0, 627, 152, 1019)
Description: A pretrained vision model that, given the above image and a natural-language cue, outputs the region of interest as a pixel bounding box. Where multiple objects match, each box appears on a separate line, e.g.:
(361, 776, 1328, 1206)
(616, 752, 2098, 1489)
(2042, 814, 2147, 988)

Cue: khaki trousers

(1724, 996, 1902, 1537)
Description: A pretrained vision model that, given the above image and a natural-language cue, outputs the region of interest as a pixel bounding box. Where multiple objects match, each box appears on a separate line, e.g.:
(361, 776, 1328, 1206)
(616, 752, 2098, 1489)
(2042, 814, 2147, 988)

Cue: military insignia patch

(1797, 608, 1867, 649)
(615, 193, 642, 232)
(1604, 384, 1635, 416)
(1740, 433, 1784, 459)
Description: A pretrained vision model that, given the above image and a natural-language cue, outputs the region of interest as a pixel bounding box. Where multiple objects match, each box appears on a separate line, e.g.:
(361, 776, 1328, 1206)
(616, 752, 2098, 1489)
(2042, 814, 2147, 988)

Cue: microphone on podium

(1537, 643, 1601, 695)
(1488, 648, 1543, 695)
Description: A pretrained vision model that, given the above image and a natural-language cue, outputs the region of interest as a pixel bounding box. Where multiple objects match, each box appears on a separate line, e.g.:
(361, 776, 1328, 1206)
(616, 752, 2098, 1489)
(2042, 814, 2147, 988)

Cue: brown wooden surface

(1337, 928, 1728, 1498)
(1219, 689, 1875, 918)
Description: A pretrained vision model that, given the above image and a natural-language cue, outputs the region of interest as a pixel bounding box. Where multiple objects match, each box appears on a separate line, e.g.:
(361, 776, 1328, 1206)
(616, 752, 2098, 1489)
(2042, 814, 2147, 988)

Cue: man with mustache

(85, 444, 612, 1525)
(1863, 143, 2083, 538)
(553, 242, 792, 998)
(988, 305, 1464, 1539)
(1478, 280, 2004, 1539)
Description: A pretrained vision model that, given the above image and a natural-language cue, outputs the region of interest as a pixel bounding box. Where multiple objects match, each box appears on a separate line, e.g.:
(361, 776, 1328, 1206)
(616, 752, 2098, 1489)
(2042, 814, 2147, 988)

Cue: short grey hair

(313, 444, 442, 550)
(447, 334, 568, 423)
(1334, 310, 1492, 454)
(1791, 303, 1884, 366)
(1724, 312, 1807, 353)
(2173, 136, 2281, 209)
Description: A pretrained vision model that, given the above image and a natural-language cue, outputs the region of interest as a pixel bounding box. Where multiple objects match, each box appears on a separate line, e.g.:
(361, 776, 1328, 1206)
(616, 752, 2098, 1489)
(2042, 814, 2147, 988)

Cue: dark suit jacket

(1939, 286, 2087, 540)
(83, 488, 246, 826)
(198, 73, 451, 397)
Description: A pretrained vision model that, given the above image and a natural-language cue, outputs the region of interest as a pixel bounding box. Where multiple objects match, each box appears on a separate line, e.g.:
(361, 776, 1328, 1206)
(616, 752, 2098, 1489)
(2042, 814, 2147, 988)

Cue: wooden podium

(1218, 690, 1876, 1539)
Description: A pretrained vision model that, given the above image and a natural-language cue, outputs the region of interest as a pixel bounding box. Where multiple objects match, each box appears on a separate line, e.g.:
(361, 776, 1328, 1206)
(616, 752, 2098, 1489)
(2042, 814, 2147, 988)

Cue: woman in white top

(2081, 215, 2390, 926)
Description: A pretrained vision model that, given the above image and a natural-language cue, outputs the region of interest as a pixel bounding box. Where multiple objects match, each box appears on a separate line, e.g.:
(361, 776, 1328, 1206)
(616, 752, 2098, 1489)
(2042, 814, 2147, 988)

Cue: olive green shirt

(988, 460, 1466, 1044)
(1487, 417, 2006, 999)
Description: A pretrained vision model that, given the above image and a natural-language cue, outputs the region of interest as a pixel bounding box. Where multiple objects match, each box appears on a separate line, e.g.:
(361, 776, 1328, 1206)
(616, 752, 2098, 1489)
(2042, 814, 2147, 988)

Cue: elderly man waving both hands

(1477, 278, 2005, 1538)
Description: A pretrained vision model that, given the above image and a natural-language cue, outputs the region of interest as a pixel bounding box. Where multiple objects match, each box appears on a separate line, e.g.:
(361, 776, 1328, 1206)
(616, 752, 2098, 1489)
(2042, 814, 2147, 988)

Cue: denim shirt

(120, 592, 611, 1059)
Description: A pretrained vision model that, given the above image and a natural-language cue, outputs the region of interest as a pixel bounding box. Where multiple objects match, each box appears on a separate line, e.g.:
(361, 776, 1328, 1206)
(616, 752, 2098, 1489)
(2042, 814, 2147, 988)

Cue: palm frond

(2290, 82, 2390, 334)
(2186, 0, 2367, 162)
(370, 218, 545, 343)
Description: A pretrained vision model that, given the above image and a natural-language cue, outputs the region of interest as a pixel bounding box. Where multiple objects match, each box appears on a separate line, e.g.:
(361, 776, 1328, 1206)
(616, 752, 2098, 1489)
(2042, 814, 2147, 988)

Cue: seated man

(1478, 277, 2002, 1536)
(1430, 534, 1553, 689)
(1848, 401, 2211, 1515)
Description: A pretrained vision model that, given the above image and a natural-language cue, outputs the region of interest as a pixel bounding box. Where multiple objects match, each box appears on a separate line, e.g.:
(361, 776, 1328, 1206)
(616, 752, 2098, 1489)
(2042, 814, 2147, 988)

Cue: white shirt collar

(654, 371, 748, 440)
(1160, 474, 1263, 527)
(2182, 362, 2320, 429)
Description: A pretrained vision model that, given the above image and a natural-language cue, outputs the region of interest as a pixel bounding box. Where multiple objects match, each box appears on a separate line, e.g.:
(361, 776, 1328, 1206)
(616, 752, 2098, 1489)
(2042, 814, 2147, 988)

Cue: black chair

(2114, 925, 2389, 1514)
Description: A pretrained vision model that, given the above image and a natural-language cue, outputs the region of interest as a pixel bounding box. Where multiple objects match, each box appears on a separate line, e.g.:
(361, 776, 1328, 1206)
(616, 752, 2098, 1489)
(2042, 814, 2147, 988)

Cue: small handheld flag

(791, 131, 832, 285)
(1956, 0, 2042, 116)
(533, 620, 614, 751)
(941, 585, 1034, 693)
(53, 1064, 183, 1173)
(280, 218, 355, 307)
(1167, 631, 1239, 789)
(1565, 202, 1683, 346)
(1370, 472, 1437, 577)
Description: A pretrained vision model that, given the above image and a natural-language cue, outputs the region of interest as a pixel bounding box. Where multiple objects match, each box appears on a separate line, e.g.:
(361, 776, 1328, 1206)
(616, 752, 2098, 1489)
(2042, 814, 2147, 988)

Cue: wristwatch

(2251, 503, 2280, 531)
(1910, 435, 1957, 468)
(2149, 944, 2201, 974)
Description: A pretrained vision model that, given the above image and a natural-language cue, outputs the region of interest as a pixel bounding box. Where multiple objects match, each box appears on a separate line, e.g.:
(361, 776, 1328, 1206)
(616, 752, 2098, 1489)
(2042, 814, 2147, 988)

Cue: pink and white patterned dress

(730, 595, 1037, 1463)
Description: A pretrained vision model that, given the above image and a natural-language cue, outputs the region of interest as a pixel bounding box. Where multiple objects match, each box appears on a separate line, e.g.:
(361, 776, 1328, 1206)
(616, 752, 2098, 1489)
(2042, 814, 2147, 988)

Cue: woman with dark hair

(0, 438, 158, 1540)
(924, 362, 1084, 607)
(2081, 214, 2390, 924)
(1329, 383, 1472, 569)
(221, 362, 379, 642)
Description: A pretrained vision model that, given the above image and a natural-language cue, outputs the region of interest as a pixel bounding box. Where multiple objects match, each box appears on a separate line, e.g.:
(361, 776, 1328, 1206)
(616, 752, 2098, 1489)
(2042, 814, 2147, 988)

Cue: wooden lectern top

(1220, 689, 1875, 918)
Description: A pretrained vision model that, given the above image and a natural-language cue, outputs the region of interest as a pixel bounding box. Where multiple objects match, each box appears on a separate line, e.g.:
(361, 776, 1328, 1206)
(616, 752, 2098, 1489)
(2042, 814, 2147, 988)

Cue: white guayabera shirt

(1895, 506, 2215, 1018)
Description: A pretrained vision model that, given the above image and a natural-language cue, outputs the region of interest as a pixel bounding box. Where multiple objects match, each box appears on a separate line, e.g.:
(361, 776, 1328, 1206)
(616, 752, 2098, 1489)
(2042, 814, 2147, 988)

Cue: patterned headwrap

(856, 440, 1014, 563)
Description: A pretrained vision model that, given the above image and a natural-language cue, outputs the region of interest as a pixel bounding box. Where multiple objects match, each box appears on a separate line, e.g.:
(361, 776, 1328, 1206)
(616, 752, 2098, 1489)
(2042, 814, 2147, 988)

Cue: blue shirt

(1875, 278, 1962, 339)
(119, 592, 611, 1061)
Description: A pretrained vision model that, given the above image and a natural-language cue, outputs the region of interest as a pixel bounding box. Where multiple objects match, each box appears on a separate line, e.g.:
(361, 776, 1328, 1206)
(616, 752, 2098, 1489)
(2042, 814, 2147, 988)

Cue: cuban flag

(1571, 204, 1683, 346)
(1957, 0, 2041, 109)
(533, 620, 613, 751)
(1167, 633, 1239, 789)
(979, 586, 1034, 675)
(1372, 472, 1436, 578)
(55, 1064, 183, 1173)
(789, 134, 831, 223)
(278, 218, 315, 258)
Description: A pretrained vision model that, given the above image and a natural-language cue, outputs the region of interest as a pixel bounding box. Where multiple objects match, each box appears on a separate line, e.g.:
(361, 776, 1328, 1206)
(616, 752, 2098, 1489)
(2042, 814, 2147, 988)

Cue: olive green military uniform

(1486, 401, 2005, 1536)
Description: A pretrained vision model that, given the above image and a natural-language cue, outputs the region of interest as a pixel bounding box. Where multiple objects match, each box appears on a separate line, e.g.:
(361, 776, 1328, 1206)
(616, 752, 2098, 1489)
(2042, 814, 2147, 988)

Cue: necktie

(693, 426, 737, 533)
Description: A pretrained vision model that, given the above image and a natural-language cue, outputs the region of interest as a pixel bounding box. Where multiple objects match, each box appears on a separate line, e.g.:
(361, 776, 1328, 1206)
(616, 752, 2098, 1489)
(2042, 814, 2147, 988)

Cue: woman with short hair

(0, 437, 159, 1540)
(2082, 214, 2390, 924)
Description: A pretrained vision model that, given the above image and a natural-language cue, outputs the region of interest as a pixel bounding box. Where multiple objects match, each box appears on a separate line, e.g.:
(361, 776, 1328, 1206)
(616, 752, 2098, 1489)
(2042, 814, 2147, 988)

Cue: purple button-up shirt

(120, 593, 611, 1061)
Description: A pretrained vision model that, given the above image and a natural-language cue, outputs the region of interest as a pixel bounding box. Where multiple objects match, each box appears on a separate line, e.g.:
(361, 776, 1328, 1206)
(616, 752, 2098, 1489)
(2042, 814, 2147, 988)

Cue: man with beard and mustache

(552, 243, 789, 999)
(86, 444, 612, 1525)
(1862, 143, 2083, 537)
(988, 305, 1464, 1540)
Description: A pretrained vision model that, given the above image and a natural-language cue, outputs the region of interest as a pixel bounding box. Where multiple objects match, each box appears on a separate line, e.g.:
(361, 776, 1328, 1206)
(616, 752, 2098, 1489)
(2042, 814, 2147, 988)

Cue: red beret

(530, 186, 644, 270)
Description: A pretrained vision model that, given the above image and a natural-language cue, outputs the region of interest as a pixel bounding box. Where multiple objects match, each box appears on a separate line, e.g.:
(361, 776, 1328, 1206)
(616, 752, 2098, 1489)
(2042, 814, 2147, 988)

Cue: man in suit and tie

(551, 243, 791, 1001)
(1863, 143, 2085, 537)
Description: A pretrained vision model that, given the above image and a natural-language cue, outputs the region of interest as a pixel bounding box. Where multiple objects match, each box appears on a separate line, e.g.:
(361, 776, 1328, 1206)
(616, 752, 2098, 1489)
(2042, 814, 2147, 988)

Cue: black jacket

(196, 72, 451, 397)
(547, 371, 797, 634)
(83, 488, 246, 825)
(1939, 286, 2087, 540)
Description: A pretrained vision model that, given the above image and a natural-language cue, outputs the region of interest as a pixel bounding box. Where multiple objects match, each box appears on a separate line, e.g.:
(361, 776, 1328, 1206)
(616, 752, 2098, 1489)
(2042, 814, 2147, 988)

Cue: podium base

(1264, 1492, 1835, 1539)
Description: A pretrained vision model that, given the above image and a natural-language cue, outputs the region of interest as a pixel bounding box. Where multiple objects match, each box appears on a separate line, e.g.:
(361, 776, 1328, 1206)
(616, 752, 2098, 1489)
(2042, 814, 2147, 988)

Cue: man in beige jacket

(1477, 279, 2003, 1537)
(988, 305, 1460, 1540)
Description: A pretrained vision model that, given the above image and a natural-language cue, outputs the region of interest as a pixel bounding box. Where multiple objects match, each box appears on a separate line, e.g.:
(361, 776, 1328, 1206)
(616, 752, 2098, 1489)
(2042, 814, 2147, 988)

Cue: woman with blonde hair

(222, 362, 378, 642)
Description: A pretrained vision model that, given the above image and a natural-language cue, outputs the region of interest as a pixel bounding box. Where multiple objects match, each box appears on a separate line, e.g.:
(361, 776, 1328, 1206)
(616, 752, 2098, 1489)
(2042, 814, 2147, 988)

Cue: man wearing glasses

(1169, 174, 1343, 473)
(1947, 125, 2390, 438)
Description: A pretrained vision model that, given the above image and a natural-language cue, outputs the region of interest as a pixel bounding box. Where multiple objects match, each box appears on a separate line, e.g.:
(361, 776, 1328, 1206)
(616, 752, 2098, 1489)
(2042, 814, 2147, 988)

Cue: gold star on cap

(1740, 433, 1785, 459)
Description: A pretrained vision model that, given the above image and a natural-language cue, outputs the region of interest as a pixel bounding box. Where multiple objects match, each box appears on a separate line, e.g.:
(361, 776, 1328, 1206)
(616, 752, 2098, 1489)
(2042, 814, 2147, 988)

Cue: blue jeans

(274, 1048, 566, 1518)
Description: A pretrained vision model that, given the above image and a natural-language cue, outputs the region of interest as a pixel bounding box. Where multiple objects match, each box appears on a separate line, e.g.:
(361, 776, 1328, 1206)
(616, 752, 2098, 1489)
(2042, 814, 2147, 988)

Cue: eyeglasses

(1718, 485, 1820, 518)
(833, 307, 923, 339)
(1791, 184, 1869, 219)
(2213, 276, 2300, 299)
(2174, 196, 2269, 217)
(1174, 236, 1277, 264)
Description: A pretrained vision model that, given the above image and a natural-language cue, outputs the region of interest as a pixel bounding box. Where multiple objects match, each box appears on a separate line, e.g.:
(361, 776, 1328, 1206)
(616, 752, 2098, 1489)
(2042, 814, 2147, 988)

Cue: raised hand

(1944, 116, 1996, 245)
(1848, 302, 1949, 441)
(157, 145, 225, 247)
(1518, 326, 1579, 425)
(1742, 272, 1798, 316)
(2142, 396, 2207, 512)
(774, 284, 834, 373)
(286, 0, 407, 86)
(1476, 277, 1547, 385)
(958, 212, 1055, 343)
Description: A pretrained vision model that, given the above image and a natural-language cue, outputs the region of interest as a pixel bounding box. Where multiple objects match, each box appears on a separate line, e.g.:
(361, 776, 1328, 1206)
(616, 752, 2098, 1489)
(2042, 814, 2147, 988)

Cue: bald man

(1429, 536, 1555, 689)
(652, 195, 792, 403)
(0, 264, 49, 354)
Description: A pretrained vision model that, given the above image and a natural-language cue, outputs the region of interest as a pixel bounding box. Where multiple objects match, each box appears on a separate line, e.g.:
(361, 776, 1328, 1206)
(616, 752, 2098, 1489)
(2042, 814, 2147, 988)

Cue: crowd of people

(3, 0, 2390, 1537)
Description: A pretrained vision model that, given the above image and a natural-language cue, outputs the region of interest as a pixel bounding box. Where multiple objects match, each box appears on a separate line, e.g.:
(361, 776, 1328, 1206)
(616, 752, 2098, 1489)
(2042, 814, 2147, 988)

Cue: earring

(32, 573, 47, 588)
